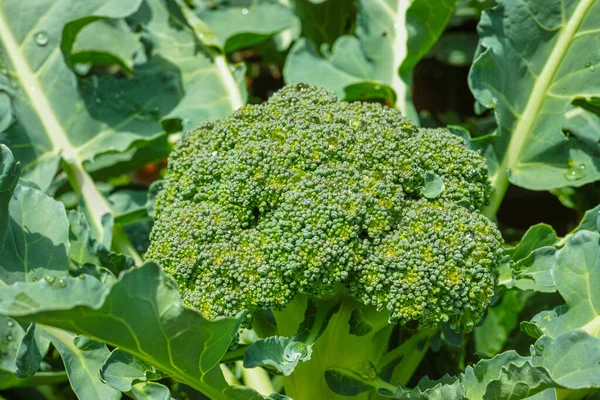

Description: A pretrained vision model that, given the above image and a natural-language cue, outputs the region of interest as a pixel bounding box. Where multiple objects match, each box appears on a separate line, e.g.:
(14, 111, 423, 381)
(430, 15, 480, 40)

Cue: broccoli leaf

(0, 262, 242, 400)
(244, 298, 341, 375)
(474, 290, 533, 358)
(284, 0, 458, 117)
(100, 349, 167, 393)
(0, 145, 70, 285)
(44, 329, 121, 400)
(291, 0, 356, 48)
(422, 171, 445, 199)
(14, 323, 47, 378)
(190, 0, 298, 53)
(528, 230, 600, 339)
(469, 0, 600, 216)
(0, 0, 147, 191)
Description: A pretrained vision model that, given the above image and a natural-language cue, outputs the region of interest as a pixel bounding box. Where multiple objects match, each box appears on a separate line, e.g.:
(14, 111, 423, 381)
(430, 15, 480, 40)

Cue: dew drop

(32, 277, 38, 282)
(6, 335, 12, 341)
(78, 274, 86, 280)
(271, 127, 286, 144)
(359, 362, 378, 380)
(564, 164, 586, 181)
(6, 321, 13, 327)
(34, 31, 49, 46)
(58, 279, 67, 288)
(283, 341, 308, 362)
(44, 275, 55, 284)
(327, 137, 338, 150)
(349, 118, 362, 129)
(241, 8, 249, 15)
(296, 83, 308, 91)
(535, 343, 544, 352)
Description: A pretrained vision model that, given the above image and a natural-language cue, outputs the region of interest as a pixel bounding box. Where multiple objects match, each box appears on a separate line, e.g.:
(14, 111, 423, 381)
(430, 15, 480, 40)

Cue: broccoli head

(146, 83, 503, 330)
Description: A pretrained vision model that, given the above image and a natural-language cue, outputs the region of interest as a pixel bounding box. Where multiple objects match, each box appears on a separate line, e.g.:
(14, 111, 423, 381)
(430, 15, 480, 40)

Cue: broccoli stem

(112, 224, 143, 266)
(384, 328, 436, 387)
(275, 295, 393, 399)
(238, 362, 275, 396)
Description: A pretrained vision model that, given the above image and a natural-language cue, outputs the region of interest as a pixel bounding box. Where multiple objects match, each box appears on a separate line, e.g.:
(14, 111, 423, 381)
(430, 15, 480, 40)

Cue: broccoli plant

(2, 0, 600, 399)
(146, 83, 503, 398)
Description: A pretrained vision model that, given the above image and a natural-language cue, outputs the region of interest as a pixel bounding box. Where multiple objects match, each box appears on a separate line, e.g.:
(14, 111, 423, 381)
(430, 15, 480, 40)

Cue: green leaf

(0, 315, 25, 376)
(469, 0, 600, 216)
(70, 19, 145, 74)
(67, 210, 133, 276)
(244, 336, 309, 376)
(474, 290, 533, 357)
(343, 82, 396, 105)
(0, 262, 242, 400)
(131, 381, 171, 400)
(15, 324, 44, 378)
(191, 0, 298, 53)
(532, 330, 600, 389)
(348, 308, 375, 337)
(284, 0, 457, 117)
(100, 349, 166, 392)
(422, 171, 445, 199)
(459, 351, 556, 400)
(0, 148, 70, 285)
(513, 247, 557, 293)
(291, 0, 356, 48)
(509, 224, 559, 264)
(244, 298, 341, 375)
(325, 364, 465, 399)
(0, 0, 149, 191)
(142, 0, 247, 131)
(0, 370, 69, 390)
(575, 203, 600, 233)
(108, 189, 148, 224)
(427, 32, 479, 67)
(44, 329, 121, 400)
(530, 230, 600, 338)
(0, 144, 21, 252)
(563, 97, 600, 156)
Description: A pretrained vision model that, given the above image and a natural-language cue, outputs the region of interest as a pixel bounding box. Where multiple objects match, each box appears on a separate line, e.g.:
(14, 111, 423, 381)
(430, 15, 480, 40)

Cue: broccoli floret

(146, 83, 503, 330)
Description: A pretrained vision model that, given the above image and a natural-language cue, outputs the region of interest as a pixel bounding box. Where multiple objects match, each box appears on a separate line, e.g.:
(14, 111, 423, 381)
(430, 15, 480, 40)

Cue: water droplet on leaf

(564, 164, 586, 181)
(6, 321, 13, 327)
(283, 341, 308, 362)
(44, 276, 55, 284)
(241, 8, 249, 15)
(6, 335, 12, 341)
(34, 31, 49, 46)
(58, 279, 67, 288)
(359, 362, 378, 380)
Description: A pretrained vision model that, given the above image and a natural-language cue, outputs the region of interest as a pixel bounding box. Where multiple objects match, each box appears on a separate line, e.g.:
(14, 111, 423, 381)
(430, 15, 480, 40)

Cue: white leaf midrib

(0, 11, 76, 162)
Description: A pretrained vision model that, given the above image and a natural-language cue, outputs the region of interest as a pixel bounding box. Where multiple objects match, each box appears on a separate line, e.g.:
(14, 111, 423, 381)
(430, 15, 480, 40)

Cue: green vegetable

(147, 83, 502, 329)
(2, 0, 600, 399)
(146, 83, 502, 397)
